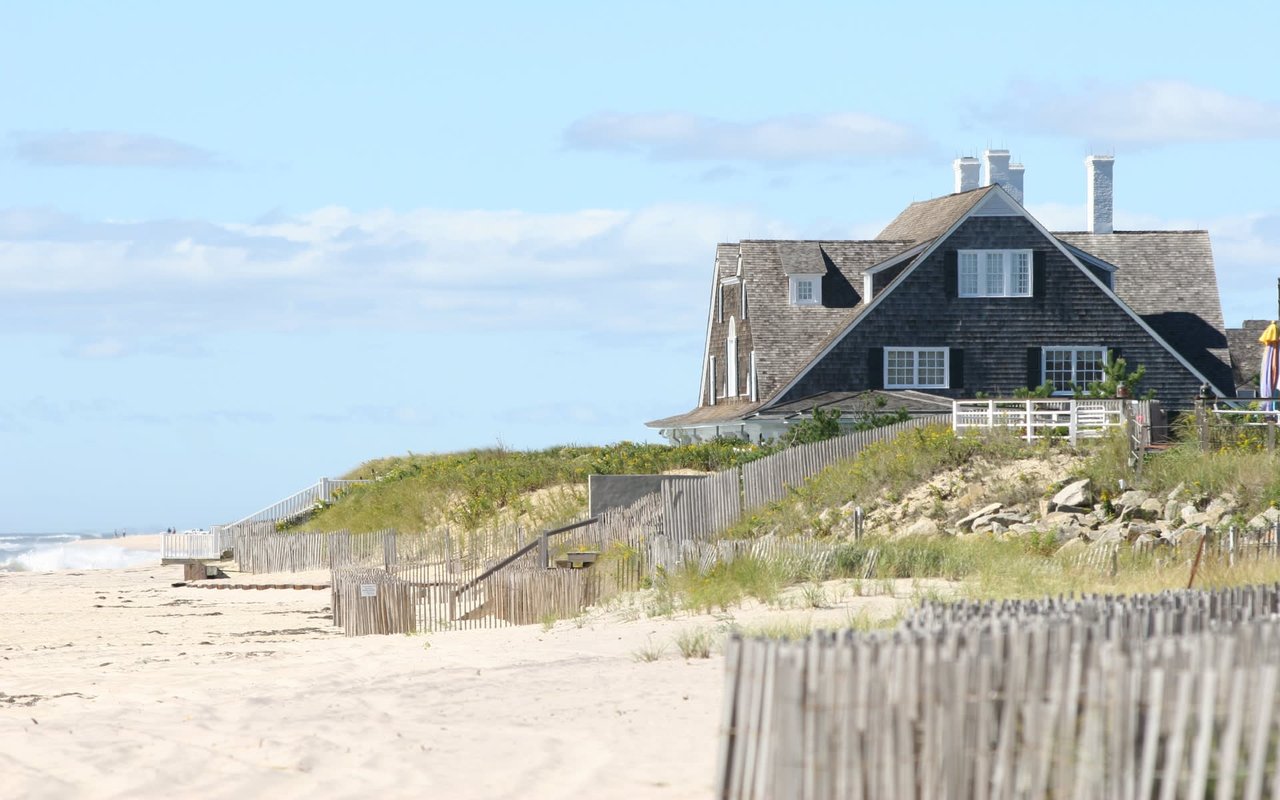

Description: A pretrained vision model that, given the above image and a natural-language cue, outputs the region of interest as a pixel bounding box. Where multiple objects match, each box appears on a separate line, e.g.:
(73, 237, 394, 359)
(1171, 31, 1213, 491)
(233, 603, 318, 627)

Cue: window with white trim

(1043, 347, 1107, 394)
(726, 318, 738, 397)
(885, 347, 949, 389)
(789, 274, 822, 305)
(958, 249, 1032, 297)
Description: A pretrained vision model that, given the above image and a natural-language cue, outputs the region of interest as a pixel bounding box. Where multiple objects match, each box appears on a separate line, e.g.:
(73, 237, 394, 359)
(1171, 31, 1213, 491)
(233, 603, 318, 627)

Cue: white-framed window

(789, 274, 823, 305)
(885, 347, 949, 389)
(958, 249, 1032, 297)
(1043, 347, 1107, 394)
(726, 318, 738, 397)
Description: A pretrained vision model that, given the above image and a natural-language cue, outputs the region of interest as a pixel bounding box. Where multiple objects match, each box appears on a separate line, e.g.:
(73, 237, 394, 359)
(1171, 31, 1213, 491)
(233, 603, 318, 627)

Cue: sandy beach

(1, 554, 923, 799)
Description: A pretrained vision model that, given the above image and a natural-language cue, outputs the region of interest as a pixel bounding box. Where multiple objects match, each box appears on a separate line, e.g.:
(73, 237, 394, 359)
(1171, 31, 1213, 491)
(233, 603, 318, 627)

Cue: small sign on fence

(359, 583, 377, 598)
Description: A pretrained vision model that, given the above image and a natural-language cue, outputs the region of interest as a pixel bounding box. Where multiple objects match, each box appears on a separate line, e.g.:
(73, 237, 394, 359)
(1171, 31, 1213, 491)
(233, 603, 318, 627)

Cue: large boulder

(1116, 489, 1151, 509)
(1092, 526, 1125, 546)
(1051, 479, 1092, 511)
(896, 517, 942, 539)
(1202, 498, 1234, 527)
(957, 503, 1003, 528)
(1247, 507, 1280, 530)
(1126, 521, 1163, 541)
(1134, 499, 1165, 521)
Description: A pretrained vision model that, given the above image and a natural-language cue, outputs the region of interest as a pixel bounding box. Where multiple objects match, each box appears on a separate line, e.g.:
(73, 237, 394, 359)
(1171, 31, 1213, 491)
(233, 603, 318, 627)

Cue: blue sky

(4, 1, 1280, 531)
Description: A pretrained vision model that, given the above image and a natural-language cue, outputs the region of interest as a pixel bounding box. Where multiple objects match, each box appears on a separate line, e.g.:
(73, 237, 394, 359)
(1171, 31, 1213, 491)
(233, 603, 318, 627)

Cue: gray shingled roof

(750, 389, 953, 419)
(1055, 231, 1234, 393)
(742, 240, 916, 404)
(1226, 319, 1271, 388)
(647, 401, 765, 429)
(876, 187, 995, 242)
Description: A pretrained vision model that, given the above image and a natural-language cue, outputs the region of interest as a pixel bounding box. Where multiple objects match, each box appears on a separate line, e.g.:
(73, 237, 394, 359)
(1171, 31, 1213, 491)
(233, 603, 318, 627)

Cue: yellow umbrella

(1260, 322, 1279, 411)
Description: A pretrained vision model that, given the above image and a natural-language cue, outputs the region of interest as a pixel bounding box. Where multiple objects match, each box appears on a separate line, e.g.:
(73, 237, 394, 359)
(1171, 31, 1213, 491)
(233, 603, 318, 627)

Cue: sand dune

(0, 561, 919, 799)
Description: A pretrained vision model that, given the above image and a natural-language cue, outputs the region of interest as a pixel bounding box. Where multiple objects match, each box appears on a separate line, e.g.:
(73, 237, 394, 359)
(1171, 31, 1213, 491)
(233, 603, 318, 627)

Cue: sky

(4, 1, 1280, 532)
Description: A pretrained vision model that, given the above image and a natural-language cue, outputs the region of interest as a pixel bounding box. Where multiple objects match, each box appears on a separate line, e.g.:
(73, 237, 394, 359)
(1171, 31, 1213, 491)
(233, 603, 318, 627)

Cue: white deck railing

(224, 477, 372, 528)
(163, 477, 372, 561)
(953, 398, 1152, 444)
(161, 529, 234, 561)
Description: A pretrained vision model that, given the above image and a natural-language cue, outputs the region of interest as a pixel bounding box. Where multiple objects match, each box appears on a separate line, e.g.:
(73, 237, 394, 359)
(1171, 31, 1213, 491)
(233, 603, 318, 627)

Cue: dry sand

(1, 555, 933, 799)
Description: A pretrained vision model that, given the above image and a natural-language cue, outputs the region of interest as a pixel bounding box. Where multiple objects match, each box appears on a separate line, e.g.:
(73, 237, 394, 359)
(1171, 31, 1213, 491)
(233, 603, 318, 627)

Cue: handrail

(455, 517, 598, 595)
(224, 477, 371, 528)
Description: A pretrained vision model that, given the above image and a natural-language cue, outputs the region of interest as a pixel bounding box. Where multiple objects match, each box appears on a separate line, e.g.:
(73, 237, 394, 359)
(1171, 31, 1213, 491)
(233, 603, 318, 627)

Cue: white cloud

(977, 80, 1280, 147)
(565, 111, 930, 162)
(0, 203, 790, 338)
(10, 130, 221, 167)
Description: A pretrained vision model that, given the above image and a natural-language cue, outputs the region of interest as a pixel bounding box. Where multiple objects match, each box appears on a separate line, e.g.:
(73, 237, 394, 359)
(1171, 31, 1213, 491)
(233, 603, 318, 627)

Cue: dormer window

(958, 250, 1032, 297)
(789, 274, 823, 306)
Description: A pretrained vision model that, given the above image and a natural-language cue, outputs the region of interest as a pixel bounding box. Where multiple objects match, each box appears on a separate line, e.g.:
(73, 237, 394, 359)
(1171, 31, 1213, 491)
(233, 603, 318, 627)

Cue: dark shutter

(943, 250, 958, 298)
(1032, 251, 1047, 300)
(949, 349, 965, 391)
(1109, 347, 1123, 367)
(867, 347, 884, 390)
(1027, 347, 1042, 390)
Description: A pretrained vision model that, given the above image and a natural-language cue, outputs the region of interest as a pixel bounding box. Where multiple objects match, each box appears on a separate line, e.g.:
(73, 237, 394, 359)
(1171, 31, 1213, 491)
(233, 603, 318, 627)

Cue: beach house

(648, 151, 1242, 443)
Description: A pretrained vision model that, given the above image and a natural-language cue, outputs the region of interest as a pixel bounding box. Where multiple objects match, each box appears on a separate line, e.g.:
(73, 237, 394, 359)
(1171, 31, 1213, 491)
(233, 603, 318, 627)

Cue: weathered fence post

(1195, 396, 1209, 452)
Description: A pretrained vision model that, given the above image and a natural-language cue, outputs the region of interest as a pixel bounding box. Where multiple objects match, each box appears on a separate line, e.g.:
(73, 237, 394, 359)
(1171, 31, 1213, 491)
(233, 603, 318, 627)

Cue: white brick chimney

(1007, 162, 1025, 204)
(1086, 155, 1115, 234)
(953, 156, 980, 193)
(982, 149, 1011, 192)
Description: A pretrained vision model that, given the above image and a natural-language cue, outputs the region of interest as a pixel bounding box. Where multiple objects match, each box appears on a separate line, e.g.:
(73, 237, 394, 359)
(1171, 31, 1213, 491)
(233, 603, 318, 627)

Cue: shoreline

(0, 558, 930, 798)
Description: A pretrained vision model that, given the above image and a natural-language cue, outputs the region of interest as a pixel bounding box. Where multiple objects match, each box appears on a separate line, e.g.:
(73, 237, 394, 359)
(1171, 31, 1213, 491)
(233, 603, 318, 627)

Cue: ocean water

(0, 531, 161, 572)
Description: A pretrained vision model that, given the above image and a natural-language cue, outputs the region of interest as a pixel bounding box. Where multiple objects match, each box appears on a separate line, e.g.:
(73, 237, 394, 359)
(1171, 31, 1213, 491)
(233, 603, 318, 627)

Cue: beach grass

(293, 439, 784, 534)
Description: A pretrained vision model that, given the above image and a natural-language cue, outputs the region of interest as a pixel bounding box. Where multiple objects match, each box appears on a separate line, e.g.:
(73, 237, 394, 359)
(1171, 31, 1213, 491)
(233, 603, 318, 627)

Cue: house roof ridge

(1053, 229, 1208, 235)
(737, 238, 915, 244)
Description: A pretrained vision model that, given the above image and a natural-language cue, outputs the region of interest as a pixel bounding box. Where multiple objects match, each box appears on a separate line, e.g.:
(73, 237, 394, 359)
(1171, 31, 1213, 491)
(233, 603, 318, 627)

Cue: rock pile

(821, 455, 1279, 554)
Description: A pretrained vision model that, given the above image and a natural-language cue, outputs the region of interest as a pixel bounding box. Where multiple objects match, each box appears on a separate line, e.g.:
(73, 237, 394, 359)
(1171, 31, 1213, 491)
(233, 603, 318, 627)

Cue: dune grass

(722, 425, 1044, 540)
(294, 439, 781, 533)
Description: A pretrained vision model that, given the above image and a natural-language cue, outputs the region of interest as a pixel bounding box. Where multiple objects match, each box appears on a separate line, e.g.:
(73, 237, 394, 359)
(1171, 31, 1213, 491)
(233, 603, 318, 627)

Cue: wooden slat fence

(332, 495, 664, 634)
(718, 586, 1280, 799)
(646, 534, 836, 579)
(662, 416, 950, 545)
(330, 419, 954, 635)
(234, 528, 399, 573)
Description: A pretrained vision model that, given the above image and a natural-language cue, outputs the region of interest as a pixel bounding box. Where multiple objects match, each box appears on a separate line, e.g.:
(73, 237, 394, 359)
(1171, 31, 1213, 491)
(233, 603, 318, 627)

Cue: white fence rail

(161, 529, 234, 561)
(226, 477, 371, 528)
(952, 398, 1158, 444)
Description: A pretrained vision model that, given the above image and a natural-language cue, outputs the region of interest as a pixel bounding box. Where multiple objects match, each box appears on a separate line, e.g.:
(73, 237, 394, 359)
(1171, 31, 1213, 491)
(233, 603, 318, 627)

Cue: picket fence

(718, 586, 1280, 800)
(160, 528, 236, 561)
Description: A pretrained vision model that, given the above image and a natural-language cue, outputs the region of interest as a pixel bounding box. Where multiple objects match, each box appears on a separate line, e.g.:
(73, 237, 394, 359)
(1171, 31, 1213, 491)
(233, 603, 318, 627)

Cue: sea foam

(0, 539, 160, 572)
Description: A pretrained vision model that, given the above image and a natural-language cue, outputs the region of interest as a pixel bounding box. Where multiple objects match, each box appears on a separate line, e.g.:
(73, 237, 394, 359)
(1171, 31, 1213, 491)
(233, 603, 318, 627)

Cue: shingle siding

(706, 280, 754, 402)
(778, 217, 1211, 406)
